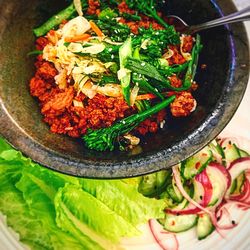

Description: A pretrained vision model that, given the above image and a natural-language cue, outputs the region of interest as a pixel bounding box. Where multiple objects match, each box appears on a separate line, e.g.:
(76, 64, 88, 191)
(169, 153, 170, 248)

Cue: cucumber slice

(181, 147, 212, 180)
(159, 191, 176, 208)
(197, 214, 214, 240)
(166, 178, 184, 203)
(230, 179, 237, 194)
(206, 166, 227, 206)
(209, 140, 225, 159)
(138, 170, 171, 197)
(233, 172, 246, 195)
(171, 197, 189, 210)
(222, 142, 241, 163)
(192, 180, 205, 203)
(170, 183, 195, 210)
(164, 214, 198, 233)
(238, 149, 250, 157)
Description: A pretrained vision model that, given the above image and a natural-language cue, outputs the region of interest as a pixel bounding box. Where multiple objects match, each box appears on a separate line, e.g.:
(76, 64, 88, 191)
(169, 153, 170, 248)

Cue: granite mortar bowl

(0, 0, 249, 178)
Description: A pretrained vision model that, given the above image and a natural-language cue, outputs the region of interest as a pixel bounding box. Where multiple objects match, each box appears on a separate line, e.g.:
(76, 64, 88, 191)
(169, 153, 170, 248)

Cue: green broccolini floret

(182, 34, 202, 87)
(98, 7, 118, 20)
(96, 8, 131, 42)
(121, 12, 141, 21)
(125, 0, 169, 29)
(133, 27, 180, 59)
(82, 96, 175, 151)
(97, 19, 131, 42)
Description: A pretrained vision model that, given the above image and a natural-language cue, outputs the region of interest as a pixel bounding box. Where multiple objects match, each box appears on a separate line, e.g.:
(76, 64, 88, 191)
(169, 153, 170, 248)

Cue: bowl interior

(0, 0, 249, 178)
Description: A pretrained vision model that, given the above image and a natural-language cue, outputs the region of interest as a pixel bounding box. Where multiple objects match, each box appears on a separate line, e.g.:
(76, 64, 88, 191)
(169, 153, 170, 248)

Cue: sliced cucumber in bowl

(181, 147, 212, 180)
(197, 213, 214, 240)
(164, 213, 198, 233)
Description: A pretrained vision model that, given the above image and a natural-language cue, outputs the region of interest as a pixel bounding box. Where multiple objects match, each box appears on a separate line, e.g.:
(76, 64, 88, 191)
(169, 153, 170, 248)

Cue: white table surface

(224, 0, 250, 137)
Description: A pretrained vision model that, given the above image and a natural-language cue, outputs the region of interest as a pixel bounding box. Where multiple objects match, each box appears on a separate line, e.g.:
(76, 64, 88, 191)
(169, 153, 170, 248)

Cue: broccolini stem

(183, 34, 202, 88)
(159, 62, 189, 76)
(33, 4, 75, 37)
(82, 96, 176, 151)
(33, 1, 88, 37)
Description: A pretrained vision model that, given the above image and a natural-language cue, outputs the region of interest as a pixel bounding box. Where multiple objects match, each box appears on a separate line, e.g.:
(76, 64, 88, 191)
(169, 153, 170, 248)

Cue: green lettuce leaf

(80, 179, 165, 225)
(0, 140, 87, 250)
(0, 161, 52, 249)
(15, 168, 89, 250)
(55, 184, 139, 248)
(0, 137, 12, 152)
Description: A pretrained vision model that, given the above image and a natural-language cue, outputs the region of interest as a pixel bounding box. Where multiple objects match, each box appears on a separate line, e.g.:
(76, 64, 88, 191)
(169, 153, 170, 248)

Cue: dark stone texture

(0, 0, 249, 178)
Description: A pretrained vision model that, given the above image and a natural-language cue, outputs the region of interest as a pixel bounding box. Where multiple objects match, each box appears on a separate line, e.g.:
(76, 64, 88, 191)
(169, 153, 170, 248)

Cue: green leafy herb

(132, 73, 164, 100)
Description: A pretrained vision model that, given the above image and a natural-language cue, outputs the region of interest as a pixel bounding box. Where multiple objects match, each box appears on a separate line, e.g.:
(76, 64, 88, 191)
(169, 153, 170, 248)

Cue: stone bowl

(0, 0, 249, 178)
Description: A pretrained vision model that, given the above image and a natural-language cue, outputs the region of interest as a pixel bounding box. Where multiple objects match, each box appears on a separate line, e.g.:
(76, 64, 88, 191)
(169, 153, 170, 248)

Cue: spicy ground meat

(36, 61, 58, 82)
(30, 77, 52, 99)
(169, 75, 183, 88)
(117, 1, 135, 14)
(41, 87, 75, 115)
(119, 16, 164, 34)
(167, 45, 186, 65)
(35, 37, 49, 50)
(135, 110, 167, 135)
(43, 93, 131, 137)
(87, 0, 100, 15)
(170, 92, 196, 117)
(182, 35, 194, 53)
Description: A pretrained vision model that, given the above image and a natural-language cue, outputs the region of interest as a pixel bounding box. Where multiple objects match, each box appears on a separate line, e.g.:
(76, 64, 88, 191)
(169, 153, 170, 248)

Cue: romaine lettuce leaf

(80, 179, 165, 225)
(15, 164, 96, 250)
(0, 137, 12, 152)
(55, 184, 139, 247)
(0, 162, 52, 249)
(0, 141, 87, 250)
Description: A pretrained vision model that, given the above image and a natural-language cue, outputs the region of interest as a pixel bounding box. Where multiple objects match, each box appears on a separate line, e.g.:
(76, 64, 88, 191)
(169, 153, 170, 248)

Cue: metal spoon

(167, 5, 250, 34)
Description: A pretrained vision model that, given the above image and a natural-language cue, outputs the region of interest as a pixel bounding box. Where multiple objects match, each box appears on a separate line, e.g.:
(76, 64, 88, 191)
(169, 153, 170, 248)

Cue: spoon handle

(188, 6, 250, 33)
